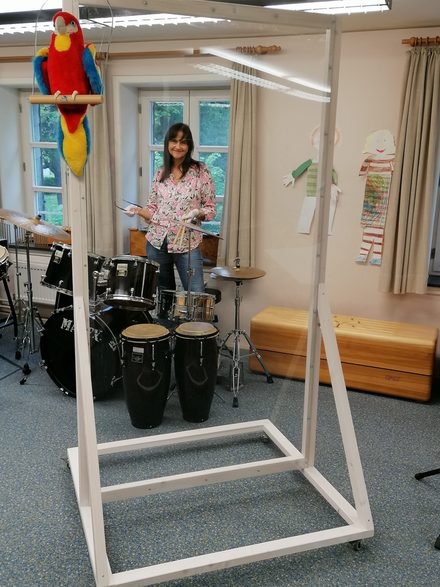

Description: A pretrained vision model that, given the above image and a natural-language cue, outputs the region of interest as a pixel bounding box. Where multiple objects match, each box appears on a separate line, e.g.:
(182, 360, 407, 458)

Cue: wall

(1, 25, 440, 349)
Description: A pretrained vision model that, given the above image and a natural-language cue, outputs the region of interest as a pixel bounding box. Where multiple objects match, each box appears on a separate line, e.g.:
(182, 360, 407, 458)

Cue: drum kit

(0, 207, 222, 425)
(1, 208, 271, 422)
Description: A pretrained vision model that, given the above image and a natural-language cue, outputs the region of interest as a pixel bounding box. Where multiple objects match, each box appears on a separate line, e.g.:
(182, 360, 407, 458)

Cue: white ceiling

(0, 0, 438, 48)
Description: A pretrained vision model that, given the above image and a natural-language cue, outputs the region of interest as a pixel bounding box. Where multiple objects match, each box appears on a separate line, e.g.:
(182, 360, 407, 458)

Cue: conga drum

(121, 323, 171, 428)
(174, 321, 218, 423)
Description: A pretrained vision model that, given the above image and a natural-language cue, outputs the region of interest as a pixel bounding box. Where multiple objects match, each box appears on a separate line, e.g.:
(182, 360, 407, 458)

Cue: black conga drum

(174, 321, 218, 423)
(121, 324, 171, 428)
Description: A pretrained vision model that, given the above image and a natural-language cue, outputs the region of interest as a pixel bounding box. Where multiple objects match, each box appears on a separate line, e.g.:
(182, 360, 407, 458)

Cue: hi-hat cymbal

(211, 265, 266, 281)
(0, 208, 71, 242)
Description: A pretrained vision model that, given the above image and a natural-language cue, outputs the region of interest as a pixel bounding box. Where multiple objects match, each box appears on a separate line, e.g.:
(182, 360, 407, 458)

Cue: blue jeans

(147, 239, 205, 292)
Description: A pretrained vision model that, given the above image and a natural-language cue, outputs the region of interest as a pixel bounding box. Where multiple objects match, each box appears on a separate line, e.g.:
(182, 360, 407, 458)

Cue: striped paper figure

(356, 129, 395, 265)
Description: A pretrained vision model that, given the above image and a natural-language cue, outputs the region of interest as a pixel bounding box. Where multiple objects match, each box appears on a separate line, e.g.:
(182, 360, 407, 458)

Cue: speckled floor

(1, 323, 440, 587)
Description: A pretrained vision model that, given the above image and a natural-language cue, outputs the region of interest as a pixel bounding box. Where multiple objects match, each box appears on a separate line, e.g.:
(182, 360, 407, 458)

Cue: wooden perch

(29, 94, 103, 105)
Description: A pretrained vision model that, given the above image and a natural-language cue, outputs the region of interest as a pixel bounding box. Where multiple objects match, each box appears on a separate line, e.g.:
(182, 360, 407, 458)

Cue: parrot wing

(33, 47, 50, 95)
(82, 43, 103, 95)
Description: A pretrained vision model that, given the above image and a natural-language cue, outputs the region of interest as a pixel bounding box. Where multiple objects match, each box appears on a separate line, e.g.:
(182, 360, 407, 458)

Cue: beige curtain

(379, 46, 440, 294)
(217, 65, 257, 268)
(84, 64, 115, 258)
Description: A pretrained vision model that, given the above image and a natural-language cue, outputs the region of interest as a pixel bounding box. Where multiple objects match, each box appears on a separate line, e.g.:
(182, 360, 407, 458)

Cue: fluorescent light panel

(268, 0, 391, 14)
(0, 14, 225, 36)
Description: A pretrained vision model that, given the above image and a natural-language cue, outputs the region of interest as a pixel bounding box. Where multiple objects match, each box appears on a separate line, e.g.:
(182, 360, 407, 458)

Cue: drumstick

(179, 226, 185, 249)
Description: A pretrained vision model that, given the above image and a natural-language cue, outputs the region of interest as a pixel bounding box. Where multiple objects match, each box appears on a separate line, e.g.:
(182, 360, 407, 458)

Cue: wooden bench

(249, 306, 438, 401)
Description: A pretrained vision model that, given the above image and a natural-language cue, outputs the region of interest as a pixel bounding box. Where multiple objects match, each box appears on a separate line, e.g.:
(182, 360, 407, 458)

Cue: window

(139, 89, 230, 234)
(20, 91, 67, 226)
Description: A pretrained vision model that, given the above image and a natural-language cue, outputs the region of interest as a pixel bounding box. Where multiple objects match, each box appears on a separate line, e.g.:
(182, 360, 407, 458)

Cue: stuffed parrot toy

(33, 11, 103, 176)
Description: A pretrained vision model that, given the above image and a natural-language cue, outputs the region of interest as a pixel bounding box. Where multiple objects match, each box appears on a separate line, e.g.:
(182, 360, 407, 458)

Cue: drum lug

(58, 280, 64, 288)
(130, 287, 135, 297)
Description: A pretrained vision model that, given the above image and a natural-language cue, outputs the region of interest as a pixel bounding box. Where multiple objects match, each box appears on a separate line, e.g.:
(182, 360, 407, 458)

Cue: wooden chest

(249, 306, 438, 401)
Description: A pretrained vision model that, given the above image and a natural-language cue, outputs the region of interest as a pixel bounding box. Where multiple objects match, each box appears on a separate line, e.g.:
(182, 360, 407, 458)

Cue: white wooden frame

(51, 1, 374, 586)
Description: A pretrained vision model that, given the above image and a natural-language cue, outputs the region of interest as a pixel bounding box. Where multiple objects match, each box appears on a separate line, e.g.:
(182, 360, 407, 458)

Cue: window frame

(138, 88, 230, 233)
(19, 90, 68, 225)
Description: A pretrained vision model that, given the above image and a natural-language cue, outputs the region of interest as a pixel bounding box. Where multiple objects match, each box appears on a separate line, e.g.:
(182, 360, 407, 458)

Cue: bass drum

(40, 305, 151, 399)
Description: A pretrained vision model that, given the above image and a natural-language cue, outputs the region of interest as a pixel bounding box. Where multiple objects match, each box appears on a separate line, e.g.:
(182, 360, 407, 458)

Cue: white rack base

(68, 419, 373, 587)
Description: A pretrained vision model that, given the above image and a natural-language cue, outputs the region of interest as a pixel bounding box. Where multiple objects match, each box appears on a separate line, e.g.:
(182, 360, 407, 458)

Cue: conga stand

(213, 262, 273, 407)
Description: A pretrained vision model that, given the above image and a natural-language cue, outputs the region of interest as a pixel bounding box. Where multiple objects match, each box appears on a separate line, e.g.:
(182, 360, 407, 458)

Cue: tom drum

(103, 256, 158, 311)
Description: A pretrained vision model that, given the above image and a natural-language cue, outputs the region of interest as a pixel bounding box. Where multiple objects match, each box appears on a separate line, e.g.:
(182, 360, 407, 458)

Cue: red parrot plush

(33, 11, 103, 176)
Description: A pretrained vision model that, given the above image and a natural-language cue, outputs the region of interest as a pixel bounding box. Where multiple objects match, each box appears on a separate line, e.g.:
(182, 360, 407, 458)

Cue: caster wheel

(15, 350, 21, 360)
(267, 376, 274, 384)
(19, 377, 27, 385)
(23, 363, 31, 375)
(350, 540, 362, 551)
(232, 397, 239, 408)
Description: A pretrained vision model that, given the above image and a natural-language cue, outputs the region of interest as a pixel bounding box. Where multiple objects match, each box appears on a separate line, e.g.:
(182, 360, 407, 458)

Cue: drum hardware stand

(8, 225, 27, 324)
(16, 232, 45, 381)
(217, 259, 273, 408)
(0, 267, 18, 339)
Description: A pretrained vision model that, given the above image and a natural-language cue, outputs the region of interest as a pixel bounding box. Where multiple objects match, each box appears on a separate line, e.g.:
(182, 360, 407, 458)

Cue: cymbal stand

(13, 225, 24, 322)
(185, 224, 194, 320)
(16, 231, 44, 381)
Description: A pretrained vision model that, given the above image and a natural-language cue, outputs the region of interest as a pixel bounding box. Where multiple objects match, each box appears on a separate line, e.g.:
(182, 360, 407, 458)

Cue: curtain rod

(402, 36, 440, 47)
(0, 45, 281, 64)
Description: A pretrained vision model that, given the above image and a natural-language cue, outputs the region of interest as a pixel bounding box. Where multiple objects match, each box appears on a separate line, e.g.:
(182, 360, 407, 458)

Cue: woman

(126, 123, 217, 293)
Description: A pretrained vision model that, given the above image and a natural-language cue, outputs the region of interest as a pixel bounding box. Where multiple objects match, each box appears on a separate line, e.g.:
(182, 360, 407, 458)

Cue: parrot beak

(54, 15, 67, 36)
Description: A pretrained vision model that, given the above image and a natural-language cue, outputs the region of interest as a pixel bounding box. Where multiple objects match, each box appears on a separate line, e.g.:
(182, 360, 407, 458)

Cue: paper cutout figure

(355, 129, 395, 265)
(283, 126, 341, 235)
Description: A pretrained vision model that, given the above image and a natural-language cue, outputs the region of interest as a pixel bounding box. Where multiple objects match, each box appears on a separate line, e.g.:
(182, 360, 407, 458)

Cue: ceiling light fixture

(266, 0, 391, 15)
(0, 14, 225, 36)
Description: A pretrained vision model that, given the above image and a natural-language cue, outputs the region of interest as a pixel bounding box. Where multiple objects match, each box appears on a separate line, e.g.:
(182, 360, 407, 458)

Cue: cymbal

(178, 222, 223, 239)
(0, 208, 71, 242)
(211, 265, 266, 281)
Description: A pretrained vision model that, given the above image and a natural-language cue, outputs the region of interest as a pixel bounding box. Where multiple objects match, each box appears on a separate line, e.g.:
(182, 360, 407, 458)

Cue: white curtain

(84, 64, 115, 258)
(379, 46, 440, 294)
(218, 65, 257, 268)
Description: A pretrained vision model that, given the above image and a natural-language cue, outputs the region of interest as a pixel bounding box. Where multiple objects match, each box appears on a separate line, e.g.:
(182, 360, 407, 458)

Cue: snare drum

(158, 290, 216, 322)
(103, 256, 158, 311)
(174, 321, 218, 422)
(0, 245, 10, 279)
(41, 243, 106, 298)
(121, 323, 171, 428)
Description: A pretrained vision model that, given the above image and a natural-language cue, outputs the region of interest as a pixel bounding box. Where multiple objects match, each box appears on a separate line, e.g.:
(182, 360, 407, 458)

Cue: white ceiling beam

(85, 0, 335, 30)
